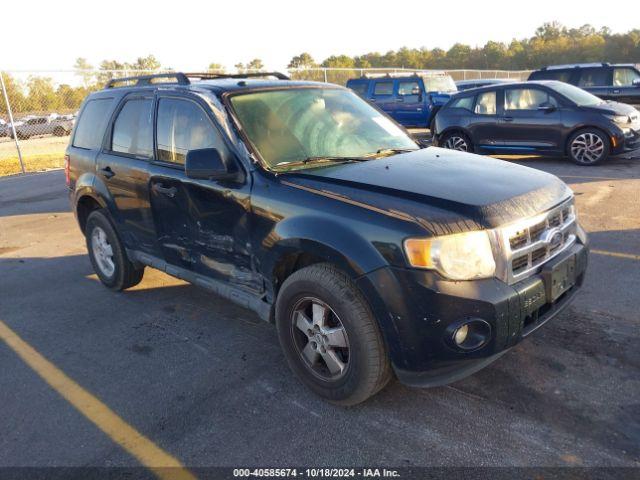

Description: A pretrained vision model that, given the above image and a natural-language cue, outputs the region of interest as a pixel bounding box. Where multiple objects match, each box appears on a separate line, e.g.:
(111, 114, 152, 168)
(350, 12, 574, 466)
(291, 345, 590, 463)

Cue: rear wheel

(276, 263, 392, 405)
(441, 131, 473, 152)
(85, 209, 144, 290)
(567, 128, 609, 166)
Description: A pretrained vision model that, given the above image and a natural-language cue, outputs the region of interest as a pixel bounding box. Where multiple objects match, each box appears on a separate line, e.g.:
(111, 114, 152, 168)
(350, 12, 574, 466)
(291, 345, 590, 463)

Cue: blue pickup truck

(346, 72, 457, 129)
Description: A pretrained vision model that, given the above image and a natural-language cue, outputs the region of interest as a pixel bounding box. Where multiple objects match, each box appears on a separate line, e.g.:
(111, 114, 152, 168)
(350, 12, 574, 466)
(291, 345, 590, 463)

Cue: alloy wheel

(444, 135, 469, 151)
(571, 132, 605, 164)
(91, 226, 115, 277)
(290, 297, 350, 381)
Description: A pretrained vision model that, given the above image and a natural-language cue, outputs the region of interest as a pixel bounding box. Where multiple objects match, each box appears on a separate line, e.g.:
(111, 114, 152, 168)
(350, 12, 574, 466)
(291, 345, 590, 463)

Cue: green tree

(0, 73, 27, 115)
(74, 57, 95, 88)
(208, 63, 226, 72)
(246, 58, 264, 71)
(288, 53, 316, 69)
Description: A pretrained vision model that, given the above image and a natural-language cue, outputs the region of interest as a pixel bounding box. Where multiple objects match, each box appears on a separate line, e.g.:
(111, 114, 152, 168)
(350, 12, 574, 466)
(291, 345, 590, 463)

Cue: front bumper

(613, 126, 640, 153)
(356, 242, 588, 388)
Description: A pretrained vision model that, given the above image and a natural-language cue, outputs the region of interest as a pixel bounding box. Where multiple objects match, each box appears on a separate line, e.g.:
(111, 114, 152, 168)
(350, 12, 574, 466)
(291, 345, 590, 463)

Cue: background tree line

(1, 23, 639, 117)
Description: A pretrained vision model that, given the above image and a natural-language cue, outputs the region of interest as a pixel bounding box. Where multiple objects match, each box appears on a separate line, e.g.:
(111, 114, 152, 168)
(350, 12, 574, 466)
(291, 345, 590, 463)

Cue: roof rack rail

(185, 72, 290, 81)
(361, 70, 446, 79)
(105, 72, 190, 89)
(541, 62, 610, 71)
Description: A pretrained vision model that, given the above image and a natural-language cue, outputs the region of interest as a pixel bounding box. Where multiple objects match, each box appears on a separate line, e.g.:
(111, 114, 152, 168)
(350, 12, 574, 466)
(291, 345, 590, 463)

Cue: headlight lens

(404, 230, 496, 280)
(607, 114, 630, 124)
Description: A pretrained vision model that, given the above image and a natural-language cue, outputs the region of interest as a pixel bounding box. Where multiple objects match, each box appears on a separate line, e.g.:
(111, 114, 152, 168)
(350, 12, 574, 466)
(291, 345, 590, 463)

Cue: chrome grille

(493, 199, 577, 284)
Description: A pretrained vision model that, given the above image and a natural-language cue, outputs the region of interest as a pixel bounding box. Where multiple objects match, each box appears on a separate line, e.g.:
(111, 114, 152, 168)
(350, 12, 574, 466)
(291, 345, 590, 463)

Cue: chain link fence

(0, 67, 531, 176)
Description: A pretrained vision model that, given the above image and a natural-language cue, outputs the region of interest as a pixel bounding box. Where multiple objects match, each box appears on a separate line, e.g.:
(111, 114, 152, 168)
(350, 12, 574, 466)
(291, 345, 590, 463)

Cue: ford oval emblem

(547, 229, 563, 249)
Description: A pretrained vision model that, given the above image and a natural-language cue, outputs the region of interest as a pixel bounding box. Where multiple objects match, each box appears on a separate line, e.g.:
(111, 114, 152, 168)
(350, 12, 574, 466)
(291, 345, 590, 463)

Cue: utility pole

(0, 71, 25, 174)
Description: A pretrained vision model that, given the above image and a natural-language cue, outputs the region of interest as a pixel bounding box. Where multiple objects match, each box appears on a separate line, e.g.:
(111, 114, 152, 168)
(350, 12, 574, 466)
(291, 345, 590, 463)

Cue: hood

(282, 148, 572, 236)
(584, 101, 638, 117)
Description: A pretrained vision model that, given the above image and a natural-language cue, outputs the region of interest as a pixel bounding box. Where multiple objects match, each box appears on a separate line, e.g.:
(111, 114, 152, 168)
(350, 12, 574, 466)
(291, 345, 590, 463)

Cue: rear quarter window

(373, 82, 394, 96)
(348, 82, 368, 97)
(72, 98, 114, 149)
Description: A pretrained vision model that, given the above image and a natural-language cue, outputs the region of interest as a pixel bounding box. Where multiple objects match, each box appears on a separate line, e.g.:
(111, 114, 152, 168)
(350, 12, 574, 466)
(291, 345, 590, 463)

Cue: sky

(2, 0, 638, 72)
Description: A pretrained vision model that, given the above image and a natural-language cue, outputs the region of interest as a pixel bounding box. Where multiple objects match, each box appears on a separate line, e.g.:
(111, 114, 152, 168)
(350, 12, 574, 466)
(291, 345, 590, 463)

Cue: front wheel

(440, 131, 473, 152)
(85, 209, 144, 290)
(567, 128, 609, 166)
(275, 264, 392, 406)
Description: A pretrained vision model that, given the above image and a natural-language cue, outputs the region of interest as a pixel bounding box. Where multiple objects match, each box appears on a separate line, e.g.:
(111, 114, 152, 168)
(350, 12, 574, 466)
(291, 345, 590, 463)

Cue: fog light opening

(448, 319, 491, 351)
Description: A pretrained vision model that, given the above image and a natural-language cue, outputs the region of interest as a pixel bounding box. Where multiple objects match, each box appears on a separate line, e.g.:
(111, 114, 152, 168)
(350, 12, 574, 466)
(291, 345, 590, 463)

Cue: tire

(275, 263, 392, 406)
(567, 128, 610, 166)
(440, 131, 473, 152)
(85, 209, 144, 291)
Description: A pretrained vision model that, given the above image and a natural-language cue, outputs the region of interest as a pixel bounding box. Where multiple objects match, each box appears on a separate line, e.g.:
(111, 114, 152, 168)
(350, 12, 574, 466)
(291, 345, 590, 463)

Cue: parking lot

(1, 153, 639, 473)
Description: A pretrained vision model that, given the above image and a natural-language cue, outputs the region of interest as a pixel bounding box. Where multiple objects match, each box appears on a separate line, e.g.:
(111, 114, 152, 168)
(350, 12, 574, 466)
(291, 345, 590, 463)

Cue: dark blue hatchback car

(434, 80, 640, 165)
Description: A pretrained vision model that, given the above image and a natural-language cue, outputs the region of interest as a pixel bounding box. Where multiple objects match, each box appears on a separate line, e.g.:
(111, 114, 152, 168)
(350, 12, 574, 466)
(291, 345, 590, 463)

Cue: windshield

(421, 75, 457, 93)
(229, 87, 417, 170)
(551, 82, 603, 106)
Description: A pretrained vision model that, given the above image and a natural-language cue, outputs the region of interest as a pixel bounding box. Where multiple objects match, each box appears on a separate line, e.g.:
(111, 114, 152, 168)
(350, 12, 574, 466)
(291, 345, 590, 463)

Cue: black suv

(434, 80, 640, 165)
(66, 72, 588, 405)
(529, 63, 640, 105)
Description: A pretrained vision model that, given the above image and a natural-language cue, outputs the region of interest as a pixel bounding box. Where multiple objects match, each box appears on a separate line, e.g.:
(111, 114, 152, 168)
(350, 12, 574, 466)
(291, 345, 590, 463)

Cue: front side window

(373, 82, 394, 96)
(111, 98, 153, 157)
(229, 87, 417, 170)
(474, 91, 496, 115)
(450, 96, 474, 111)
(398, 81, 421, 96)
(73, 98, 113, 150)
(504, 88, 557, 110)
(577, 69, 609, 87)
(613, 68, 640, 86)
(156, 98, 223, 165)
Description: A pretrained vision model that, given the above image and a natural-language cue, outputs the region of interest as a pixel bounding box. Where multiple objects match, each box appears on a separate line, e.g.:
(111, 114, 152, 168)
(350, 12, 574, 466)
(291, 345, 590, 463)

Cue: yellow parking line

(0, 320, 196, 480)
(591, 249, 640, 261)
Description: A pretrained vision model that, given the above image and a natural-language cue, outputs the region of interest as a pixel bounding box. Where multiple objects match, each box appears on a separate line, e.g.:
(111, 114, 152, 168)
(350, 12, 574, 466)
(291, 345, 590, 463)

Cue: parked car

(346, 72, 457, 129)
(67, 72, 588, 405)
(528, 63, 640, 105)
(10, 114, 74, 139)
(456, 78, 516, 91)
(0, 119, 7, 137)
(433, 80, 640, 165)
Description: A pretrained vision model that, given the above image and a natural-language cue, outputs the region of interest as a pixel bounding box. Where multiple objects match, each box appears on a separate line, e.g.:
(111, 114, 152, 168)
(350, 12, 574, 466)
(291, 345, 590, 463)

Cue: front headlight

(607, 114, 630, 125)
(404, 230, 496, 281)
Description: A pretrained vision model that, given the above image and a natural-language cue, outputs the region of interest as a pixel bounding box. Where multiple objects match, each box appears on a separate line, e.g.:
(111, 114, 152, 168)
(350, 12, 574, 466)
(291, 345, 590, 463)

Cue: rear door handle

(152, 183, 177, 198)
(100, 166, 115, 179)
(503, 116, 514, 122)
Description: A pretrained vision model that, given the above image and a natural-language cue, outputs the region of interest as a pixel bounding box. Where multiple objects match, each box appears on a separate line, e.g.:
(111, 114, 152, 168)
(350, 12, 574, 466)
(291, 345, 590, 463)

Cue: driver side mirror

(537, 102, 556, 112)
(185, 148, 239, 181)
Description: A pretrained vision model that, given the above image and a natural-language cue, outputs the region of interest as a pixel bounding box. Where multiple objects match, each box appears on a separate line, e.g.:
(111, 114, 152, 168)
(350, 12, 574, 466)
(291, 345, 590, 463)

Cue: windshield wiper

(273, 156, 369, 170)
(374, 148, 419, 157)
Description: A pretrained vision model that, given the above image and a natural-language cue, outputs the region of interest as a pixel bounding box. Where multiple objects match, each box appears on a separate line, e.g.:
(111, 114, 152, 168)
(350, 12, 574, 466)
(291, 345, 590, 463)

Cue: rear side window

(474, 91, 496, 115)
(504, 88, 557, 110)
(613, 68, 640, 86)
(373, 82, 393, 96)
(577, 69, 609, 87)
(111, 98, 154, 157)
(72, 98, 113, 149)
(156, 98, 224, 165)
(449, 96, 474, 110)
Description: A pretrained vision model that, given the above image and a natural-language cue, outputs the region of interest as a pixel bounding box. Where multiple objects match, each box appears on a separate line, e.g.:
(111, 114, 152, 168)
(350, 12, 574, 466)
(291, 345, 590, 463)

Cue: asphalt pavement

(0, 153, 639, 473)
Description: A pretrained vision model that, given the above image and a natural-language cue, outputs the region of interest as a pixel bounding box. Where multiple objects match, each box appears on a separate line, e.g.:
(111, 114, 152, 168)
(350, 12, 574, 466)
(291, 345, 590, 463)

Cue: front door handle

(396, 97, 404, 102)
(100, 166, 115, 179)
(503, 116, 514, 122)
(152, 183, 177, 198)
(612, 89, 621, 94)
